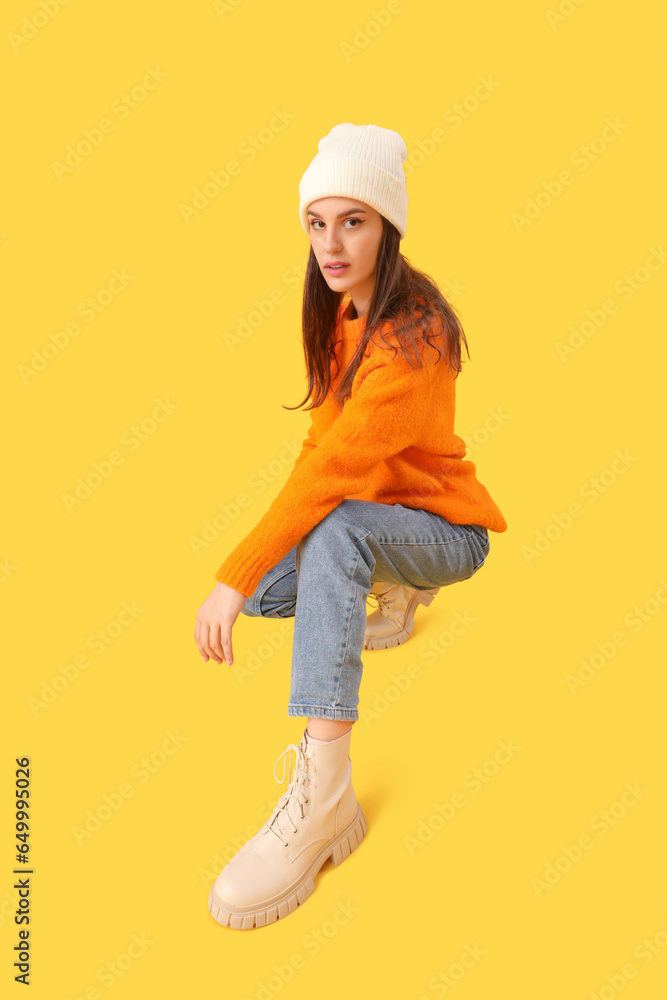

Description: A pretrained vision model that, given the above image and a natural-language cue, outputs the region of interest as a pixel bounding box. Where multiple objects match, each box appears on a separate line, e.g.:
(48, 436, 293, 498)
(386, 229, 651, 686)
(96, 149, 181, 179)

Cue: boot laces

(367, 585, 404, 624)
(266, 743, 316, 847)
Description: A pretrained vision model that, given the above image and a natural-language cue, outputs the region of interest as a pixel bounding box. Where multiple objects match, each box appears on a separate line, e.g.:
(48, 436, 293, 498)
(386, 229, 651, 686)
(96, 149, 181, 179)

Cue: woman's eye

(309, 218, 361, 229)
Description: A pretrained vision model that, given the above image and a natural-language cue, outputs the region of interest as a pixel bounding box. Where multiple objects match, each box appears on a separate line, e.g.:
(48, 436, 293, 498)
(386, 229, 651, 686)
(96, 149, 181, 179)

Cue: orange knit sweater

(215, 297, 508, 597)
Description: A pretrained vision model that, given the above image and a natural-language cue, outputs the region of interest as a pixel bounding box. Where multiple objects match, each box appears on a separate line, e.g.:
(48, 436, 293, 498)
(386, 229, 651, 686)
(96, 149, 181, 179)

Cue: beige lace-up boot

(208, 726, 366, 930)
(363, 582, 440, 650)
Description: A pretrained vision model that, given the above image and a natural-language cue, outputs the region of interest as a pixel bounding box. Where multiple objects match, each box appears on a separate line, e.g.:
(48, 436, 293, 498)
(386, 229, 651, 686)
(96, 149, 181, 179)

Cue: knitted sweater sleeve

(214, 347, 431, 597)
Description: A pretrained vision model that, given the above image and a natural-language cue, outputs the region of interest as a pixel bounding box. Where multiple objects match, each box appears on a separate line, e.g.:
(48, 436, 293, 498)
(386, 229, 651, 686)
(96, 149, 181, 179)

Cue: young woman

(195, 123, 508, 930)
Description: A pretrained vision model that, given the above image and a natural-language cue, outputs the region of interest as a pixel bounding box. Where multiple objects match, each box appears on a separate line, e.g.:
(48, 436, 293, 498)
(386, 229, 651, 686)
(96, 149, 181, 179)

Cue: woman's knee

(241, 576, 297, 618)
(241, 549, 299, 617)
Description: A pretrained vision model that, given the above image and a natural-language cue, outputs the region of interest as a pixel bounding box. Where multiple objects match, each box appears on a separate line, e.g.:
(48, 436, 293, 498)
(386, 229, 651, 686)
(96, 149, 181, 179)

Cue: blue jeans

(240, 500, 490, 722)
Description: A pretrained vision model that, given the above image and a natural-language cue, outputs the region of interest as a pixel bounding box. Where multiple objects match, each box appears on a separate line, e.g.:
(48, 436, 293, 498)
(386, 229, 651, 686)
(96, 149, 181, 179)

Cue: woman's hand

(195, 581, 248, 666)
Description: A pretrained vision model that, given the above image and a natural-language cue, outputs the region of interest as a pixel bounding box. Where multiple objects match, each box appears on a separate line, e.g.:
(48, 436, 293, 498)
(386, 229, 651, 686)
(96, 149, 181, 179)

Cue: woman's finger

(207, 621, 224, 664)
(197, 620, 213, 661)
(219, 624, 234, 667)
(195, 581, 245, 666)
(196, 617, 221, 664)
(194, 617, 208, 662)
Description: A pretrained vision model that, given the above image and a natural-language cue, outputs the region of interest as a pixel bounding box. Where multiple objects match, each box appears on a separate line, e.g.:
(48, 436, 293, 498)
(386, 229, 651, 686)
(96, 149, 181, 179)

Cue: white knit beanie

(298, 122, 408, 239)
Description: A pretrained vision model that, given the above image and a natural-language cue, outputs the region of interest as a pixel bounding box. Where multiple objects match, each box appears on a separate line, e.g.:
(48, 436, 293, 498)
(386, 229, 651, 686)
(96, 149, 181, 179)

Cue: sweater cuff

(214, 545, 268, 599)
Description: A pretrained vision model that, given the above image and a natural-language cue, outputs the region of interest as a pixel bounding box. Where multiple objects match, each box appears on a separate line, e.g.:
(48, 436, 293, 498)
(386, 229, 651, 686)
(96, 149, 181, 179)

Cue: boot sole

(208, 803, 367, 930)
(363, 588, 439, 651)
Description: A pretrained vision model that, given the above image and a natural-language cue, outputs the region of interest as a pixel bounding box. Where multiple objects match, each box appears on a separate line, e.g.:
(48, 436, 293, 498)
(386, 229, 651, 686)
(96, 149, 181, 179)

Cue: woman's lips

(325, 263, 350, 274)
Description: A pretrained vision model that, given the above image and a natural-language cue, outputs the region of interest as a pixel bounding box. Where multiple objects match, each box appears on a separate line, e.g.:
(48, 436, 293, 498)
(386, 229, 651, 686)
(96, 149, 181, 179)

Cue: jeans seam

(303, 506, 370, 718)
(331, 545, 362, 713)
(286, 705, 358, 721)
(372, 538, 466, 546)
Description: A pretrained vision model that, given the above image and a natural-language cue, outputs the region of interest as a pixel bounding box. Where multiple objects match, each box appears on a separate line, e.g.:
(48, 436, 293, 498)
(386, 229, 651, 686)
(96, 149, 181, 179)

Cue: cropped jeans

(240, 500, 490, 722)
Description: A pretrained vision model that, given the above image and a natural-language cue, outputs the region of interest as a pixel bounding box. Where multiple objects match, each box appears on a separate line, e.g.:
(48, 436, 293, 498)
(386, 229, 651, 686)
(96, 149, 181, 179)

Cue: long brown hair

(283, 215, 470, 412)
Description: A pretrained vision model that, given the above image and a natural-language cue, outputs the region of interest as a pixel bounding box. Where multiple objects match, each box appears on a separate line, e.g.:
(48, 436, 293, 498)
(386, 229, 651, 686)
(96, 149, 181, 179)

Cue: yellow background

(2, 0, 666, 996)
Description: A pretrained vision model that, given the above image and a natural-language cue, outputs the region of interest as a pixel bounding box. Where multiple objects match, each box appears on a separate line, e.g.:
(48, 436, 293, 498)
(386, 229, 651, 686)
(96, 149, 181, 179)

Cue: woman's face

(306, 197, 383, 316)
